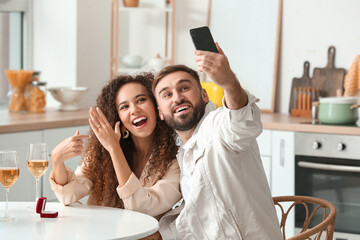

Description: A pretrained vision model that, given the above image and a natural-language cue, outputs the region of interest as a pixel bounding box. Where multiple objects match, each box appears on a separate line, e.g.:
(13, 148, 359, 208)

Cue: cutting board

(288, 61, 312, 113)
(312, 46, 346, 97)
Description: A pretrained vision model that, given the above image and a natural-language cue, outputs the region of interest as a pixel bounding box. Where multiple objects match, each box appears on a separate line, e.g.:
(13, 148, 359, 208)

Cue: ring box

(36, 197, 58, 218)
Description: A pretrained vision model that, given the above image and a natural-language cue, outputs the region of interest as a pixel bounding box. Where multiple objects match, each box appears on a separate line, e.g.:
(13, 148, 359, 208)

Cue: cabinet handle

(280, 139, 285, 167)
(298, 161, 360, 173)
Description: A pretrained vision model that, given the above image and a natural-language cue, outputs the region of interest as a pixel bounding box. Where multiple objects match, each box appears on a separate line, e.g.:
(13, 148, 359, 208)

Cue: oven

(295, 132, 360, 240)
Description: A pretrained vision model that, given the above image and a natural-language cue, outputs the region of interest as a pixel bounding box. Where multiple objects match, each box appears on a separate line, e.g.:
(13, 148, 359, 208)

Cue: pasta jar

(29, 81, 47, 113)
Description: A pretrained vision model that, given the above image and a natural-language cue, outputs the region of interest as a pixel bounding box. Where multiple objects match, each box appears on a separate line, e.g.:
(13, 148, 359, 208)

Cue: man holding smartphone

(153, 42, 282, 239)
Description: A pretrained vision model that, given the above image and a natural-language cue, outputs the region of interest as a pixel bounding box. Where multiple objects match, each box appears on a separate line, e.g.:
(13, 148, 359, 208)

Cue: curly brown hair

(82, 72, 178, 208)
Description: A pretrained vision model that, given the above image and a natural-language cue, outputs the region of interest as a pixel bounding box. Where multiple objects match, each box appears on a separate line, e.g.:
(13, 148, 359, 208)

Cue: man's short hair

(152, 65, 202, 94)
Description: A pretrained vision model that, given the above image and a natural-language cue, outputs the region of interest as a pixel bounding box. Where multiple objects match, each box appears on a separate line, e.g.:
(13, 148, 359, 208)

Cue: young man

(153, 43, 282, 239)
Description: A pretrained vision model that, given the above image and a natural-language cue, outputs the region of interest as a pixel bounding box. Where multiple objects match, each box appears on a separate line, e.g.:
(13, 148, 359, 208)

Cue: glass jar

(28, 81, 47, 113)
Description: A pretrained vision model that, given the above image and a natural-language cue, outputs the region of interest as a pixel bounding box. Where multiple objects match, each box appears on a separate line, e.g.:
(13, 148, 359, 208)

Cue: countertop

(261, 113, 360, 136)
(1, 108, 360, 135)
(0, 108, 89, 134)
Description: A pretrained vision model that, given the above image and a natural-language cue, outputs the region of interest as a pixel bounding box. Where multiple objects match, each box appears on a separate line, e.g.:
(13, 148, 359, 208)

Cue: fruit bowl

(48, 87, 88, 111)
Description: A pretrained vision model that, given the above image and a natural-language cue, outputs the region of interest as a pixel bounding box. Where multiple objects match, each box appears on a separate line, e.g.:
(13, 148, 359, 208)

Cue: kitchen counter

(261, 113, 360, 136)
(1, 108, 360, 135)
(0, 108, 89, 133)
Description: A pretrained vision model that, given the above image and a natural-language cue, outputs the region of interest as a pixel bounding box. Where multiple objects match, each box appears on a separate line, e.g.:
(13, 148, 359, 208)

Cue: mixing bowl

(48, 87, 88, 111)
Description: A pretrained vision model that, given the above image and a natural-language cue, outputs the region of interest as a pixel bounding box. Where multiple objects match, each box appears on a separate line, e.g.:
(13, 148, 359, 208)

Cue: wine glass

(0, 151, 20, 222)
(26, 143, 49, 208)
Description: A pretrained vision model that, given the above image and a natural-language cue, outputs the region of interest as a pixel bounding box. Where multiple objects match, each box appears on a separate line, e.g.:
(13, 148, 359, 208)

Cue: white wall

(278, 0, 360, 113)
(173, 0, 209, 75)
(33, 0, 360, 113)
(33, 0, 111, 109)
(76, 0, 111, 108)
(33, 0, 77, 107)
(33, 0, 208, 109)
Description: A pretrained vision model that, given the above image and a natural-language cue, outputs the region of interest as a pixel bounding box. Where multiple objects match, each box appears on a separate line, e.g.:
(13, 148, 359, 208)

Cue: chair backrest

(273, 195, 337, 240)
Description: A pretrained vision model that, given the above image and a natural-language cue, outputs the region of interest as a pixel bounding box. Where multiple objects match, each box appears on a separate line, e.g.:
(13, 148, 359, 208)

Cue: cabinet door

(271, 130, 295, 237)
(271, 130, 294, 196)
(43, 125, 90, 201)
(0, 131, 42, 201)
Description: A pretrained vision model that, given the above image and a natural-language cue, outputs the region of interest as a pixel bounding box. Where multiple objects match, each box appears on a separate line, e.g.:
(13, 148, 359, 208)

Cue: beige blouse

(49, 159, 181, 218)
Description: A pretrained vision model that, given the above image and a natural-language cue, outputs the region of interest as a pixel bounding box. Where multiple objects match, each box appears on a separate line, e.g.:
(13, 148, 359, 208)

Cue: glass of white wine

(0, 151, 20, 222)
(26, 143, 49, 208)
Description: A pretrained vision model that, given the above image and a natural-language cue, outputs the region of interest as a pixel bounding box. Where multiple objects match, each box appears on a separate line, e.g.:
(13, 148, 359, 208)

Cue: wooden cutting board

(288, 61, 312, 113)
(312, 46, 346, 97)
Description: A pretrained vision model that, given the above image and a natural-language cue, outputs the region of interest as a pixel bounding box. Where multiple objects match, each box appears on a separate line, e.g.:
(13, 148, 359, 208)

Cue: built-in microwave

(295, 132, 360, 240)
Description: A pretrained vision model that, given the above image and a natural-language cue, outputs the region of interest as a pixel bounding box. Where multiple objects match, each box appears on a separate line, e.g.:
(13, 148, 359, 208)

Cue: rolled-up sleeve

(117, 160, 181, 217)
(49, 166, 92, 205)
(209, 91, 262, 152)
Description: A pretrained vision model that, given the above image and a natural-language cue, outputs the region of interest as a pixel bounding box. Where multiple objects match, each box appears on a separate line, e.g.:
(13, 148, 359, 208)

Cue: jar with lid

(28, 81, 47, 113)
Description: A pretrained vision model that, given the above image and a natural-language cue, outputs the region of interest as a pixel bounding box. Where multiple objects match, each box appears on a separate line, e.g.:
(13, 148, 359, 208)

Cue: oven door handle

(298, 161, 360, 173)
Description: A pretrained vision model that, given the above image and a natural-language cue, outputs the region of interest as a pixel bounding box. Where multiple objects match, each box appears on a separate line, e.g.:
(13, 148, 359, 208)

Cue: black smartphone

(190, 26, 218, 53)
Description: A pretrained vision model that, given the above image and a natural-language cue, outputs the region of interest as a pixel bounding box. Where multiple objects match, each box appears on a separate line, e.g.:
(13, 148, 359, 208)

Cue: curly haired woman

(49, 73, 181, 219)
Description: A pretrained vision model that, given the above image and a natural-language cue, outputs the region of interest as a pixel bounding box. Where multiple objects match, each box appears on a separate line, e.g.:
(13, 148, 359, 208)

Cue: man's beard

(163, 98, 206, 131)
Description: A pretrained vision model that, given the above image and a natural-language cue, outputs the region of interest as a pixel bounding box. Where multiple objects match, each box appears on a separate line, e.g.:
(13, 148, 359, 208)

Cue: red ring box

(36, 197, 58, 218)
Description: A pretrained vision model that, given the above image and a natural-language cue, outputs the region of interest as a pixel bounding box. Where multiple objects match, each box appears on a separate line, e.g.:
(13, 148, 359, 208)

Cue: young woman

(49, 73, 181, 218)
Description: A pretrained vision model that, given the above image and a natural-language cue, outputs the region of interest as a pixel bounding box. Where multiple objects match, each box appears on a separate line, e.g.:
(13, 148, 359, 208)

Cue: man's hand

(194, 43, 248, 110)
(195, 43, 237, 90)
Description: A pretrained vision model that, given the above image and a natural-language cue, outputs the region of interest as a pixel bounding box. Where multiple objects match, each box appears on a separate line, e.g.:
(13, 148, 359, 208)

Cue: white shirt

(177, 140, 192, 202)
(160, 92, 282, 240)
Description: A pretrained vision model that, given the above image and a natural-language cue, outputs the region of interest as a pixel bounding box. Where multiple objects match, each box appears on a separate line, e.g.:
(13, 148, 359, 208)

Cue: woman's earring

(123, 129, 130, 139)
(121, 125, 130, 139)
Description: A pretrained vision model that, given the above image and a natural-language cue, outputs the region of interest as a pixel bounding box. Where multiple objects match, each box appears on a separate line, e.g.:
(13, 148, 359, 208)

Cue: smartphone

(190, 26, 218, 53)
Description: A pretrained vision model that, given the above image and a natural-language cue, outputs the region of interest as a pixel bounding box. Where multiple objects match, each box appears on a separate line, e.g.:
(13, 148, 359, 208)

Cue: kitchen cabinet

(271, 130, 295, 197)
(110, 0, 175, 77)
(271, 130, 295, 237)
(0, 125, 89, 202)
(258, 129, 295, 236)
(0, 131, 42, 202)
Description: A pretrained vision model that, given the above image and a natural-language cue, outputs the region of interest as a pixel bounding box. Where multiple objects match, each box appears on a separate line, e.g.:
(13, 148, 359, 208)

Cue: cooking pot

(318, 97, 360, 124)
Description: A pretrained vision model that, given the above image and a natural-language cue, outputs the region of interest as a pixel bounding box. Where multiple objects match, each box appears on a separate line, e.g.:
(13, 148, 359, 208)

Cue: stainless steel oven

(295, 132, 360, 240)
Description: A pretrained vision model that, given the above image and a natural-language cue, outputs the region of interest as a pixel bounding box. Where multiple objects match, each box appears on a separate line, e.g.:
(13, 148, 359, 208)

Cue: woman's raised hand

(51, 130, 90, 164)
(89, 107, 121, 152)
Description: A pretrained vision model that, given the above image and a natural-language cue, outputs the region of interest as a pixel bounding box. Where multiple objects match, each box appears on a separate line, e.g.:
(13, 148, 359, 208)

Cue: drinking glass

(26, 143, 49, 208)
(0, 151, 20, 222)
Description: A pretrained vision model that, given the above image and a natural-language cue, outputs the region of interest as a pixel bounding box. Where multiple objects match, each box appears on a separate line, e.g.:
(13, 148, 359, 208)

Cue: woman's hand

(89, 107, 121, 153)
(51, 130, 90, 164)
(51, 130, 89, 186)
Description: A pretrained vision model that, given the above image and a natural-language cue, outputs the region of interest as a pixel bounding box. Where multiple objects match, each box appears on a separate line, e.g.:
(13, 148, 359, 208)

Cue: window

(0, 0, 32, 107)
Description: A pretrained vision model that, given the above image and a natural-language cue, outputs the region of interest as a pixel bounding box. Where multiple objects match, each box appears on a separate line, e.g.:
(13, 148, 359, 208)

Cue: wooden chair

(273, 196, 337, 240)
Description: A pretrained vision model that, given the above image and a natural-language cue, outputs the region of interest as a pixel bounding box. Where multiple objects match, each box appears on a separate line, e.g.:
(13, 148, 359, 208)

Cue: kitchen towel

(344, 54, 360, 97)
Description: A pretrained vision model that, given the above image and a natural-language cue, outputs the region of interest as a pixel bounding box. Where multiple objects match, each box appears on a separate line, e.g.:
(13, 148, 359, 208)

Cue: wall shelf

(111, 0, 175, 78)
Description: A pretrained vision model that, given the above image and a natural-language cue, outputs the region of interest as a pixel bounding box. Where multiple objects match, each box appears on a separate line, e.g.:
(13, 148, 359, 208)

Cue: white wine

(27, 160, 49, 179)
(0, 167, 20, 189)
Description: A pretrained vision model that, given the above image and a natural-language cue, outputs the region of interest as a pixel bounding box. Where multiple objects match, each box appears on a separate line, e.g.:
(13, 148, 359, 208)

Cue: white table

(0, 202, 159, 240)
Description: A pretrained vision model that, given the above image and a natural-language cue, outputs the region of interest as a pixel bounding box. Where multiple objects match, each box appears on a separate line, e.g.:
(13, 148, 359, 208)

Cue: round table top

(0, 201, 159, 240)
